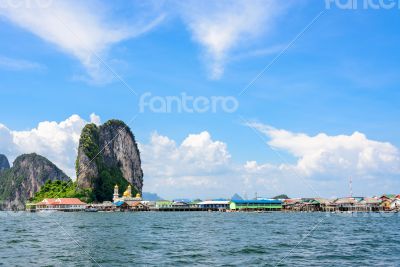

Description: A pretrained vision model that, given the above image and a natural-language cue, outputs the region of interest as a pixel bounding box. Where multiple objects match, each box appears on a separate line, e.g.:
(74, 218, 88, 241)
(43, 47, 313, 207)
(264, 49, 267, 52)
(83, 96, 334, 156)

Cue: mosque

(113, 184, 142, 204)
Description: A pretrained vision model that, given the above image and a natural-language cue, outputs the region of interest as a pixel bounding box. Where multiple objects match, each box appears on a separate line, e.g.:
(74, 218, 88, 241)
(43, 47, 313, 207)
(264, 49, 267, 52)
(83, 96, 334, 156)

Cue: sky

(0, 0, 399, 199)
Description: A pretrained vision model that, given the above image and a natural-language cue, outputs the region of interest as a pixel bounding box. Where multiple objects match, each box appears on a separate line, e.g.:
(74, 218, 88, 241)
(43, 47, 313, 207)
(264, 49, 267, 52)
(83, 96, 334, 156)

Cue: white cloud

(137, 124, 400, 198)
(0, 0, 288, 80)
(140, 131, 235, 198)
(140, 131, 231, 176)
(2, 115, 399, 198)
(89, 113, 101, 126)
(0, 114, 101, 178)
(247, 122, 400, 177)
(0, 55, 44, 71)
(231, 44, 287, 61)
(0, 0, 164, 83)
(242, 122, 400, 197)
(178, 0, 285, 79)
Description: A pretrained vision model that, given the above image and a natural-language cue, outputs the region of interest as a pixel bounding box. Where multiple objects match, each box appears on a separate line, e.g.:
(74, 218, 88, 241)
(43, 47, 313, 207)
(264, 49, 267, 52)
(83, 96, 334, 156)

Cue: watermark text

(139, 92, 239, 113)
(325, 0, 400, 9)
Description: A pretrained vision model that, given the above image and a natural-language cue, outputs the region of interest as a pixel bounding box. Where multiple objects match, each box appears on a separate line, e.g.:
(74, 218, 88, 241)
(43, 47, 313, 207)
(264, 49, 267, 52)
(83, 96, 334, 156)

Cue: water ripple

(1, 212, 400, 266)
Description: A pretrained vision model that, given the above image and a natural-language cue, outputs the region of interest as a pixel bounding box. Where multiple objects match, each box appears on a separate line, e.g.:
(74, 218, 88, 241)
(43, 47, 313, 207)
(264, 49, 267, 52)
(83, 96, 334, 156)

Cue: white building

(35, 198, 87, 211)
(113, 184, 142, 203)
(197, 200, 230, 210)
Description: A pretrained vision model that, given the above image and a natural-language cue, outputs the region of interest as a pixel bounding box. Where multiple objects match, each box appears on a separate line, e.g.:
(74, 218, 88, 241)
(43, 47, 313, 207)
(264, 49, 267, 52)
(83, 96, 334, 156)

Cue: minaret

(127, 185, 132, 198)
(349, 176, 353, 198)
(113, 184, 119, 202)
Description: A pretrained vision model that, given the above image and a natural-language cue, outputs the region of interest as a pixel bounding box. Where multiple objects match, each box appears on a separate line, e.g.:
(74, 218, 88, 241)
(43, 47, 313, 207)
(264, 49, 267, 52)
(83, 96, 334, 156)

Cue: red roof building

(36, 198, 87, 211)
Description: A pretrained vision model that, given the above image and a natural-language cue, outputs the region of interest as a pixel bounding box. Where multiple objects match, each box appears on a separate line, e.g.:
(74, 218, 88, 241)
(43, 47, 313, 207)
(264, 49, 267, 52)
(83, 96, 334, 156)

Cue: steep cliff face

(0, 154, 10, 172)
(76, 120, 143, 202)
(0, 153, 70, 210)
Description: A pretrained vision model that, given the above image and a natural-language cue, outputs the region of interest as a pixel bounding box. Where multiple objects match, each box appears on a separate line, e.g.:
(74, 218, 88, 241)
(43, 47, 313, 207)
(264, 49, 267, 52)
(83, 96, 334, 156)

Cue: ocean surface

(1, 211, 399, 266)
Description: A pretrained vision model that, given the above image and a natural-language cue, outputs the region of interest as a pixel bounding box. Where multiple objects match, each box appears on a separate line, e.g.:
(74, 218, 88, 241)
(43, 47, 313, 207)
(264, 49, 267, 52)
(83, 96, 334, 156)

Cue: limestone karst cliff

(76, 120, 143, 202)
(0, 153, 70, 210)
(0, 154, 10, 172)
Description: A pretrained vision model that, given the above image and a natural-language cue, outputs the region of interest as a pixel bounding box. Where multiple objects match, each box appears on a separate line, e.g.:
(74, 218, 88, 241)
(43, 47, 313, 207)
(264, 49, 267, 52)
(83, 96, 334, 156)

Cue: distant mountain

(173, 198, 192, 203)
(142, 192, 162, 201)
(0, 154, 10, 172)
(273, 194, 289, 199)
(0, 153, 70, 210)
(75, 120, 143, 202)
(231, 193, 243, 200)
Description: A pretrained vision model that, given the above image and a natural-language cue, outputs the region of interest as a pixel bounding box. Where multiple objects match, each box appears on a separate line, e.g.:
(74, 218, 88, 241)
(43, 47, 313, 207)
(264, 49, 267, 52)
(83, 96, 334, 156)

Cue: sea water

(1, 212, 399, 266)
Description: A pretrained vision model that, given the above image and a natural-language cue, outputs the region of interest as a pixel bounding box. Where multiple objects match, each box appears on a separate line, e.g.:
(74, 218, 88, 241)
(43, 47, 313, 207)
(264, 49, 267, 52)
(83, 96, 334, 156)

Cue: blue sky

(0, 0, 399, 199)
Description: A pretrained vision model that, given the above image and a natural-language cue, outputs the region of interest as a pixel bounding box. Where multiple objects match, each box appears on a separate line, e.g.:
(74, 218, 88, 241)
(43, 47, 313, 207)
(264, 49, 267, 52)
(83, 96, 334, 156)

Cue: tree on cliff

(75, 120, 143, 202)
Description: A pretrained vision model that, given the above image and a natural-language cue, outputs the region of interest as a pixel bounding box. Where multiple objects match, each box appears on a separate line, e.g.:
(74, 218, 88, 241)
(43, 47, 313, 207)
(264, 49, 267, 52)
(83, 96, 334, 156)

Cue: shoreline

(2, 209, 399, 214)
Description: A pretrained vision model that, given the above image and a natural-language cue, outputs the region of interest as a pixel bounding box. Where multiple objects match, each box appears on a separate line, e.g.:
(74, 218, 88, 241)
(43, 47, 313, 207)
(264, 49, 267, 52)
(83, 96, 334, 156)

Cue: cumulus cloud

(2, 115, 399, 198)
(0, 114, 101, 178)
(136, 123, 400, 198)
(139, 131, 235, 197)
(178, 0, 285, 79)
(0, 0, 164, 83)
(241, 122, 400, 197)
(247, 122, 400, 177)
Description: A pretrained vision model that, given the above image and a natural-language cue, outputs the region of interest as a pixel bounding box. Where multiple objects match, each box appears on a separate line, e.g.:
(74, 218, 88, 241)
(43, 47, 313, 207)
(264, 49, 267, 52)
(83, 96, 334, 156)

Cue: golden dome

(123, 185, 132, 198)
(135, 193, 141, 198)
(114, 184, 118, 188)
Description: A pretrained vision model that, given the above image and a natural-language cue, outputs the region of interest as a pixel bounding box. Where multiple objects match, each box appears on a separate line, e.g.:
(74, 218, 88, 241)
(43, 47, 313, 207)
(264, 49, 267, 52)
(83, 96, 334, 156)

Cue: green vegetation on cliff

(0, 153, 70, 210)
(0, 154, 10, 172)
(95, 167, 138, 201)
(0, 169, 24, 201)
(76, 122, 139, 202)
(30, 180, 94, 203)
(104, 119, 135, 140)
(80, 123, 100, 159)
(75, 123, 99, 173)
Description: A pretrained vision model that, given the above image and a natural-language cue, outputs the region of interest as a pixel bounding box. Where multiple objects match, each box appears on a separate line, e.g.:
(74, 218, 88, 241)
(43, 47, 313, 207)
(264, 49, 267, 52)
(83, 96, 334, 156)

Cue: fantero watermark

(139, 92, 239, 114)
(325, 0, 400, 9)
(0, 0, 53, 9)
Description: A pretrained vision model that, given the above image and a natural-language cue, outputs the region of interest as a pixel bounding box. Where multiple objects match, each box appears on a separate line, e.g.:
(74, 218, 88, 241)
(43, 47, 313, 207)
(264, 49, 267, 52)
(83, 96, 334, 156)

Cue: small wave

(238, 245, 266, 254)
(6, 239, 22, 244)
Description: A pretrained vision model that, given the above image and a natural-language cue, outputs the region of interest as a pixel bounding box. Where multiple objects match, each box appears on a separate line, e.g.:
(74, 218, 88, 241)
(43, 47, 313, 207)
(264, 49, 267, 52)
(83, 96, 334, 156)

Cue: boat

(85, 207, 98, 212)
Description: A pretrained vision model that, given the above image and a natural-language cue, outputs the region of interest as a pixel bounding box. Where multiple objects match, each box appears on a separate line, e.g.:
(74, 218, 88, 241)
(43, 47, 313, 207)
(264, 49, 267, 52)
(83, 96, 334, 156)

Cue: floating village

(26, 184, 400, 213)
